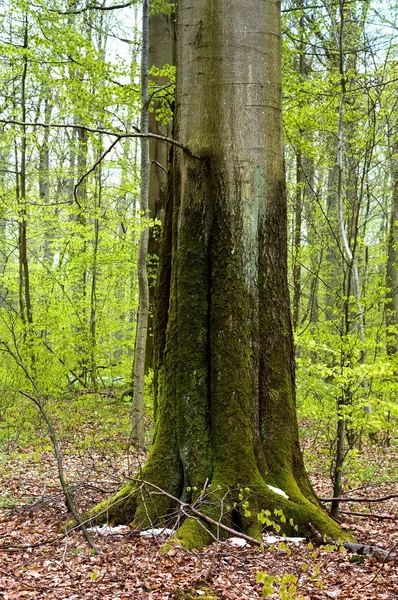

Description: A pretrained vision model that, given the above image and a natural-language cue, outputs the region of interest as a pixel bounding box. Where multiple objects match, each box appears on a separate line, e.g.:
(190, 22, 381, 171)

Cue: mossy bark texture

(91, 0, 344, 547)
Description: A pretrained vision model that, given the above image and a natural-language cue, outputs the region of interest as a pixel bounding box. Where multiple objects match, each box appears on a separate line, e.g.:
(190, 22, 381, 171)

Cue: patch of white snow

(267, 484, 289, 499)
(86, 524, 130, 535)
(263, 535, 306, 545)
(140, 528, 175, 537)
(227, 537, 250, 547)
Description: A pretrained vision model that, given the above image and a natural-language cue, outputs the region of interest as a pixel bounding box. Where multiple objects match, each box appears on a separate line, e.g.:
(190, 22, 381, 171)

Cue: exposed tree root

(87, 474, 349, 551)
(343, 542, 397, 563)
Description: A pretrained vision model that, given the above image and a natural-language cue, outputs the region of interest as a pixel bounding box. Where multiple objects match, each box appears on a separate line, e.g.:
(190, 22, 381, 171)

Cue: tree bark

(17, 16, 34, 334)
(145, 8, 175, 372)
(90, 0, 343, 548)
(39, 95, 53, 263)
(386, 120, 398, 357)
(131, 0, 150, 450)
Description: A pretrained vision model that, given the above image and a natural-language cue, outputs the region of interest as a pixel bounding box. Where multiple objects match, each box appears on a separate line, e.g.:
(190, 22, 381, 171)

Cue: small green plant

(0, 492, 19, 508)
(254, 511, 330, 598)
(256, 507, 299, 537)
(256, 572, 304, 600)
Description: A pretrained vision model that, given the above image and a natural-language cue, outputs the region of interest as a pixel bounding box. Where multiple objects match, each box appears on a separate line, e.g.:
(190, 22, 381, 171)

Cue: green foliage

(255, 514, 335, 599)
(296, 321, 398, 483)
(149, 64, 176, 124)
(0, 492, 19, 509)
(0, 0, 159, 448)
(256, 508, 299, 536)
(256, 572, 305, 600)
(0, 387, 132, 456)
(150, 0, 176, 15)
(282, 0, 398, 491)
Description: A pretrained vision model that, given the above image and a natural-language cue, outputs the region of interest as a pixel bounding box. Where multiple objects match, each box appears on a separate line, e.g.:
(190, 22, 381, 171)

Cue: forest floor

(0, 399, 397, 599)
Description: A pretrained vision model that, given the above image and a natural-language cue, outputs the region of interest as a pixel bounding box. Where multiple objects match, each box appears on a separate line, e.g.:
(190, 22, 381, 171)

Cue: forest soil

(0, 434, 397, 599)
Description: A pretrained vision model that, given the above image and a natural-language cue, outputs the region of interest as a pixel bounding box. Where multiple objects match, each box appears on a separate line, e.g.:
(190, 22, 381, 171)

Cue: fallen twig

(340, 510, 397, 520)
(359, 542, 398, 589)
(131, 478, 264, 547)
(320, 493, 398, 503)
(0, 567, 65, 591)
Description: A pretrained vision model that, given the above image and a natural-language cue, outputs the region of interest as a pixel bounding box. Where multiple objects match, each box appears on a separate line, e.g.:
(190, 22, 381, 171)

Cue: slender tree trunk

(386, 123, 398, 357)
(89, 12, 108, 390)
(90, 143, 102, 390)
(303, 155, 319, 324)
(66, 0, 90, 382)
(145, 7, 175, 372)
(385, 120, 398, 445)
(39, 95, 53, 263)
(131, 0, 150, 450)
(331, 402, 345, 518)
(292, 13, 305, 332)
(293, 148, 302, 332)
(18, 17, 33, 333)
(329, 0, 368, 519)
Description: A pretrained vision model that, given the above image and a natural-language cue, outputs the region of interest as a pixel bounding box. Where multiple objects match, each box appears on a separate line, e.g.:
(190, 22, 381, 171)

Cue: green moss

(86, 481, 137, 526)
(174, 158, 213, 490)
(172, 586, 218, 600)
(285, 497, 351, 541)
(162, 521, 213, 553)
(65, 481, 137, 532)
(209, 184, 261, 491)
(349, 554, 365, 564)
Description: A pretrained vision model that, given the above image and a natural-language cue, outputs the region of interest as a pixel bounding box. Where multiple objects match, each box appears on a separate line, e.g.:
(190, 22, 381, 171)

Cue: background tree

(283, 0, 398, 499)
(145, 4, 175, 372)
(0, 0, 141, 396)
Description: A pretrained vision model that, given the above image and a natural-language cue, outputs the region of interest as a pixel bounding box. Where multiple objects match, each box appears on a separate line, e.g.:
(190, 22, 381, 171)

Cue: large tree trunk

(90, 0, 343, 548)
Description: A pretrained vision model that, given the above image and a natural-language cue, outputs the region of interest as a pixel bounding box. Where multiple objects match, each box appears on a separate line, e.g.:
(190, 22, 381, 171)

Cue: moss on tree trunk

(88, 0, 348, 548)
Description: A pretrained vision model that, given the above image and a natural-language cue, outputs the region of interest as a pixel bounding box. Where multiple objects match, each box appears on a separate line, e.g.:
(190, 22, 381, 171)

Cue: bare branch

(74, 136, 122, 207)
(152, 160, 168, 174)
(131, 478, 264, 547)
(340, 510, 397, 520)
(320, 493, 398, 503)
(0, 118, 197, 157)
(359, 542, 398, 588)
(36, 1, 137, 15)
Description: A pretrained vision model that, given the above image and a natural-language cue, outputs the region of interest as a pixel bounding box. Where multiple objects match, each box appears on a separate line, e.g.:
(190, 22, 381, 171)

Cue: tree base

(86, 470, 350, 551)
